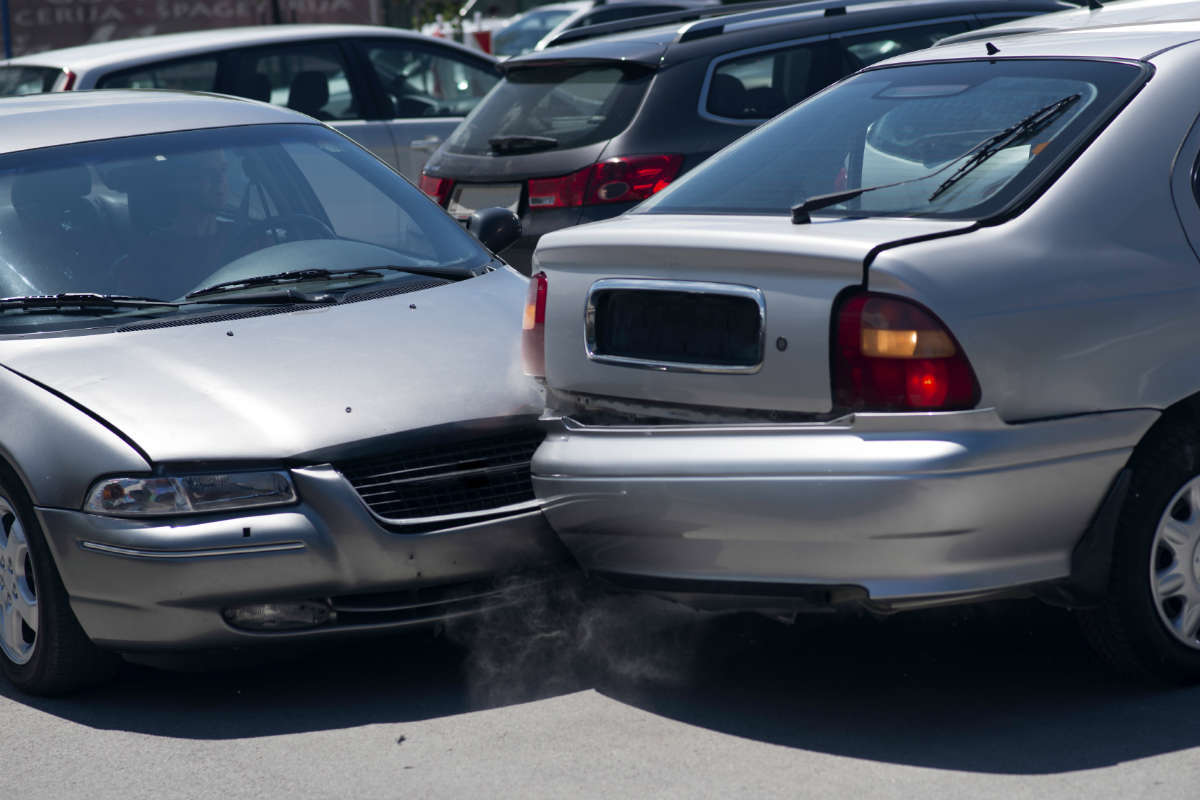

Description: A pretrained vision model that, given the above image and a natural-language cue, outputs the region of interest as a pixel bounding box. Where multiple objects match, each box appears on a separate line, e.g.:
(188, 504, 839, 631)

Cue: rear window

(443, 64, 652, 156)
(640, 59, 1145, 221)
(0, 66, 62, 96)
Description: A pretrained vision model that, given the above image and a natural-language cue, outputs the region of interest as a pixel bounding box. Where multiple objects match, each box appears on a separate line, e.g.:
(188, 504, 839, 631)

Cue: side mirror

(467, 206, 521, 254)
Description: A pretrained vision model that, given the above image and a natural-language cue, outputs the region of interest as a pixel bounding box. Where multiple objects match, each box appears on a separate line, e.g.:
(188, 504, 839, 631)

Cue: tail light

(528, 155, 683, 210)
(59, 70, 76, 91)
(522, 271, 548, 378)
(832, 291, 979, 412)
(419, 173, 453, 207)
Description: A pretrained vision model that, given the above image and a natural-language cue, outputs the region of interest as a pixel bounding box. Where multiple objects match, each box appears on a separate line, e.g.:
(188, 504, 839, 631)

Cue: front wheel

(0, 478, 116, 695)
(1079, 420, 1200, 683)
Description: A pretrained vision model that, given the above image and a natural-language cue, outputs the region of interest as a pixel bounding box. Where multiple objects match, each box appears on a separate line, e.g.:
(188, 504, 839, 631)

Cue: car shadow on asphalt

(2, 591, 1198, 775)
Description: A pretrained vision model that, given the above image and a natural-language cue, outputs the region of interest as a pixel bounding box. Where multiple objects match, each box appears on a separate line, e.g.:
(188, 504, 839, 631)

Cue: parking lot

(5, 592, 1200, 798)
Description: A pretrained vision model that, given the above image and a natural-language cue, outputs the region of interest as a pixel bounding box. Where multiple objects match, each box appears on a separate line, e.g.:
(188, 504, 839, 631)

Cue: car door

(221, 41, 404, 171)
(352, 38, 500, 181)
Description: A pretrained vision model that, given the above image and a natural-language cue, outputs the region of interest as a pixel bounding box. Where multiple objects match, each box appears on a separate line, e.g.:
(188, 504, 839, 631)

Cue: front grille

(336, 430, 543, 520)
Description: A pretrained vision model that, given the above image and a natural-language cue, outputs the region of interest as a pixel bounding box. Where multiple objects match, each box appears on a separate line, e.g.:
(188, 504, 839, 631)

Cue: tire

(0, 475, 117, 695)
(1078, 417, 1200, 684)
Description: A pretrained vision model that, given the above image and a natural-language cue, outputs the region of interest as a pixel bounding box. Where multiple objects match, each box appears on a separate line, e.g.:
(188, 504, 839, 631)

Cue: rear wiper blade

(488, 135, 559, 155)
(791, 93, 1081, 223)
(927, 93, 1081, 202)
(0, 293, 178, 313)
(185, 265, 467, 300)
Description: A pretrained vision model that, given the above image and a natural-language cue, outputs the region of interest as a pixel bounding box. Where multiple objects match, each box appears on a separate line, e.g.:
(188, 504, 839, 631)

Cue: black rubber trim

(591, 571, 868, 605)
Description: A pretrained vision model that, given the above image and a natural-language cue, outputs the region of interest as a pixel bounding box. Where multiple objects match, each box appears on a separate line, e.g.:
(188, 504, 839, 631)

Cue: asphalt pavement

(4, 587, 1200, 799)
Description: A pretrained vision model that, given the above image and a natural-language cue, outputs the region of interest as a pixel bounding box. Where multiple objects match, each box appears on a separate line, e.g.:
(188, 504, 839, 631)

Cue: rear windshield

(442, 64, 652, 156)
(492, 8, 578, 56)
(0, 66, 62, 96)
(638, 59, 1145, 220)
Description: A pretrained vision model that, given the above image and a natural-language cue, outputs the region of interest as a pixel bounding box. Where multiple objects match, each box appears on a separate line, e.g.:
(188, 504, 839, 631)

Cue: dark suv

(419, 0, 1072, 271)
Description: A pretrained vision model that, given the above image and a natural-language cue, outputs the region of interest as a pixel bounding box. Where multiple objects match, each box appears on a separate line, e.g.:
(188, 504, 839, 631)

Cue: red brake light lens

(419, 173, 453, 207)
(522, 272, 548, 378)
(527, 155, 683, 210)
(832, 291, 979, 412)
(59, 70, 77, 92)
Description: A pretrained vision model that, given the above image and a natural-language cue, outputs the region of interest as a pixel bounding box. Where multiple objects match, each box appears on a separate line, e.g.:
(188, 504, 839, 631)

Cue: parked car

(420, 0, 1073, 272)
(0, 90, 566, 696)
(937, 0, 1200, 46)
(526, 20, 1200, 683)
(0, 25, 501, 180)
(491, 0, 719, 57)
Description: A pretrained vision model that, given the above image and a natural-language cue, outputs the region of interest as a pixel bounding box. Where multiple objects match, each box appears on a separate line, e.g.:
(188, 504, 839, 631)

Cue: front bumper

(38, 466, 573, 650)
(532, 408, 1159, 609)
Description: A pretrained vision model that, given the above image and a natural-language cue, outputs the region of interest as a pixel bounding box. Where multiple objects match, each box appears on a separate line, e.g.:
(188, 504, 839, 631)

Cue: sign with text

(5, 1, 380, 57)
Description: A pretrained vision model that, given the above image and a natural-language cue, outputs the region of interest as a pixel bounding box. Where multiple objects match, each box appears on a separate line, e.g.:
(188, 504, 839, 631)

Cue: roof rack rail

(677, 0, 906, 42)
(541, 0, 817, 49)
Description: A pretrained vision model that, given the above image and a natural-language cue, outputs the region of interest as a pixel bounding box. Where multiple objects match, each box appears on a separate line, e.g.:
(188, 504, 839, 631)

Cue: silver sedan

(0, 91, 566, 695)
(528, 21, 1200, 682)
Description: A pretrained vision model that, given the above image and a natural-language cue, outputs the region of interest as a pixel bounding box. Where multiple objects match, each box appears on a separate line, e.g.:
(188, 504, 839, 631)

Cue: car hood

(0, 270, 541, 464)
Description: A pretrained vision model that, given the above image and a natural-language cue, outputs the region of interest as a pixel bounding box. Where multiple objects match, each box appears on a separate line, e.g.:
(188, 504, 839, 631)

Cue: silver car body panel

(1, 25, 497, 179)
(39, 465, 569, 649)
(528, 31, 1200, 606)
(533, 409, 1156, 600)
(533, 214, 973, 414)
(936, 0, 1200, 47)
(0, 270, 542, 468)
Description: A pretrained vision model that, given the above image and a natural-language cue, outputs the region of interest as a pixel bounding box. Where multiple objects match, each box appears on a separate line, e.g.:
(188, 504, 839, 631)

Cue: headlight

(84, 471, 297, 517)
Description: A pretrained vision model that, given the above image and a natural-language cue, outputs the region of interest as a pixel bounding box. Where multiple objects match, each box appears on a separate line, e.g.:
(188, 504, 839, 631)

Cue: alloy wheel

(1150, 476, 1200, 649)
(0, 496, 37, 665)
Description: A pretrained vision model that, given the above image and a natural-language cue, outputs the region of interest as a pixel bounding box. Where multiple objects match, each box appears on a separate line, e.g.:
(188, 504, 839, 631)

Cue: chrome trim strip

(80, 540, 306, 559)
(585, 278, 766, 374)
(375, 498, 543, 528)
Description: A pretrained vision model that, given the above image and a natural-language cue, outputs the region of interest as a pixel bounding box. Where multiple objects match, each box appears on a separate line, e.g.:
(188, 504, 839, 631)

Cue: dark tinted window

(362, 41, 499, 118)
(834, 19, 971, 70)
(493, 8, 578, 56)
(444, 64, 652, 155)
(642, 59, 1144, 220)
(228, 44, 358, 121)
(0, 66, 62, 96)
(577, 4, 679, 26)
(706, 42, 828, 121)
(98, 57, 219, 91)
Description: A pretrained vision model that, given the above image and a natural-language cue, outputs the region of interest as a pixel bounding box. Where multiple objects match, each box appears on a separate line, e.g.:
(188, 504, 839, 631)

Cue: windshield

(0, 65, 63, 96)
(0, 123, 489, 333)
(444, 64, 652, 155)
(637, 59, 1145, 220)
(492, 8, 578, 56)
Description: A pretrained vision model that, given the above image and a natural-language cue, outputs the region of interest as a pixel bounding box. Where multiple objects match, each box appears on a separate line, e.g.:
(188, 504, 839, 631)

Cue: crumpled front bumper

(38, 465, 574, 650)
(531, 408, 1158, 608)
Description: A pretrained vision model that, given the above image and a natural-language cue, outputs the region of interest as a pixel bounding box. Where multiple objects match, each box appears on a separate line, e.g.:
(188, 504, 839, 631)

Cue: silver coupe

(0, 90, 566, 695)
(528, 20, 1200, 682)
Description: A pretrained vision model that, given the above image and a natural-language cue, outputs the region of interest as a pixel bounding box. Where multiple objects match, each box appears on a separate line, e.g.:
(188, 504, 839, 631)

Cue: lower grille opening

(335, 429, 544, 520)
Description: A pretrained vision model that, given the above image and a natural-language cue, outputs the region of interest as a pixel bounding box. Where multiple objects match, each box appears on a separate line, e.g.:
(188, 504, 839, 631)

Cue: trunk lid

(535, 213, 974, 415)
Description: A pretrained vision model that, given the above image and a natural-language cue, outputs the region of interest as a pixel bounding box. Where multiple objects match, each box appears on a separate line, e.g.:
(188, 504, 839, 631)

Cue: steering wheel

(233, 213, 337, 254)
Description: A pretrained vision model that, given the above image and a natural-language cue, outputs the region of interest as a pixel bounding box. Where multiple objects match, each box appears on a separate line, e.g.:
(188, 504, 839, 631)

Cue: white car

(0, 24, 501, 180)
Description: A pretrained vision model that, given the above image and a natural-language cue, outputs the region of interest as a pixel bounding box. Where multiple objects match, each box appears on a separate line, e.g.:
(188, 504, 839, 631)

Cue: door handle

(411, 136, 442, 152)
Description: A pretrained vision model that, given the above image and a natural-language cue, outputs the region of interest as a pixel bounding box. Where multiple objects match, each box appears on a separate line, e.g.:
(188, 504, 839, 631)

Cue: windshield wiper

(791, 93, 1081, 223)
(0, 293, 178, 313)
(185, 265, 467, 300)
(488, 135, 559, 155)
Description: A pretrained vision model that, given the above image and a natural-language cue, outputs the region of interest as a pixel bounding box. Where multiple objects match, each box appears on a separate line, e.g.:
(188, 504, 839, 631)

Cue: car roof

(880, 18, 1200, 63)
(507, 0, 1068, 68)
(936, 0, 1200, 46)
(2, 24, 495, 72)
(0, 90, 315, 155)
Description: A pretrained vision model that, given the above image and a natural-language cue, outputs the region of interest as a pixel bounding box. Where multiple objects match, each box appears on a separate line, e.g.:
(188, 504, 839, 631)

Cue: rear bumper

(38, 465, 573, 650)
(531, 408, 1158, 608)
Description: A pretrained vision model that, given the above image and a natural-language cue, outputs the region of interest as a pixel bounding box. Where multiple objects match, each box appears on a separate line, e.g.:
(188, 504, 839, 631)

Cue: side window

(229, 44, 359, 121)
(706, 42, 826, 121)
(362, 42, 499, 119)
(835, 20, 972, 70)
(98, 57, 218, 91)
(579, 5, 671, 26)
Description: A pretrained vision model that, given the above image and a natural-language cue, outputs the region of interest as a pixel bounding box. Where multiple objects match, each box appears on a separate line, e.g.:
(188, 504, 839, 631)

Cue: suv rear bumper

(531, 408, 1158, 607)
